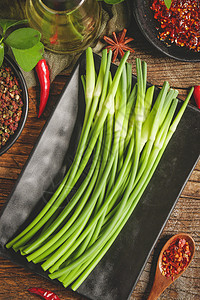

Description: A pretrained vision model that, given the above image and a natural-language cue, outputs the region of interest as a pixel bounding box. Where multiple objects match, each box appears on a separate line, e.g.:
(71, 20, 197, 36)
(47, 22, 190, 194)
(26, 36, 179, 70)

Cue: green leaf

(0, 19, 28, 35)
(5, 28, 41, 50)
(102, 0, 124, 3)
(11, 42, 44, 72)
(0, 43, 4, 67)
(164, 0, 172, 9)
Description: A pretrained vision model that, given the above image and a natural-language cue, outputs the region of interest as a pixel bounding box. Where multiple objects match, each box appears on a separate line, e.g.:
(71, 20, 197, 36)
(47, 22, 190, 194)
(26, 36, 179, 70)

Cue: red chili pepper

(35, 59, 50, 118)
(193, 86, 200, 109)
(28, 287, 61, 300)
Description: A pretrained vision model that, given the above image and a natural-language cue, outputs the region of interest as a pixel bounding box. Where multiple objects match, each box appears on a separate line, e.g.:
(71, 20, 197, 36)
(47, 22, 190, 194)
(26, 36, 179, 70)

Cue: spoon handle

(147, 270, 167, 300)
(147, 284, 160, 300)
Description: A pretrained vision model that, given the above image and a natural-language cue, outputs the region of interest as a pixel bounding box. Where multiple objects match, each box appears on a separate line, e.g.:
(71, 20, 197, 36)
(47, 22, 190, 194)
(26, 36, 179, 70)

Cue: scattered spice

(103, 28, 135, 63)
(0, 64, 23, 149)
(193, 86, 200, 109)
(151, 0, 200, 52)
(28, 287, 61, 300)
(161, 238, 192, 280)
(35, 59, 50, 118)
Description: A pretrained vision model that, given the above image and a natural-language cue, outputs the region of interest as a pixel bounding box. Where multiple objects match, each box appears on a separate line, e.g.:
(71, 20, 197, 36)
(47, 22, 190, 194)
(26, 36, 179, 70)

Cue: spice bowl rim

(0, 55, 29, 156)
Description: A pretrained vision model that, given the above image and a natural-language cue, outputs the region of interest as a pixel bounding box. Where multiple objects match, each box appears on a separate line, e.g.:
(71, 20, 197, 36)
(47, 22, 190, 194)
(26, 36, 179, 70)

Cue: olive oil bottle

(25, 0, 102, 53)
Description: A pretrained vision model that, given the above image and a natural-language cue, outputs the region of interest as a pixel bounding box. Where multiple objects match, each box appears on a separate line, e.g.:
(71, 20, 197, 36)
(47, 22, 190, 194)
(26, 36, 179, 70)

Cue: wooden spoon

(147, 233, 195, 300)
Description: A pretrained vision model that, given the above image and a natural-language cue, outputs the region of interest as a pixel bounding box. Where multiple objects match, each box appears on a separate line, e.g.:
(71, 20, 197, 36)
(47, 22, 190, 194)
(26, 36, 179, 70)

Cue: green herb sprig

(164, 0, 172, 8)
(0, 19, 44, 72)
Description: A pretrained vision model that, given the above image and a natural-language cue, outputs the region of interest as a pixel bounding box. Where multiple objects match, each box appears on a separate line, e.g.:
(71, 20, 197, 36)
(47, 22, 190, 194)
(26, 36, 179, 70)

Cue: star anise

(103, 28, 135, 63)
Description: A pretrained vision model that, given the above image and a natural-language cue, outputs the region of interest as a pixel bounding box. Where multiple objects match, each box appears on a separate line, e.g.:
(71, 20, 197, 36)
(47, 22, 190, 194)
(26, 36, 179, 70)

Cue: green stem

(23, 130, 103, 257)
(70, 96, 183, 290)
(49, 58, 144, 281)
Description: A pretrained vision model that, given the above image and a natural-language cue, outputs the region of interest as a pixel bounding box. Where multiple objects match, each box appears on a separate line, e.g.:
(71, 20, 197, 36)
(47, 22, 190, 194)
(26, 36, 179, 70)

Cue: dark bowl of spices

(0, 55, 28, 156)
(131, 0, 200, 62)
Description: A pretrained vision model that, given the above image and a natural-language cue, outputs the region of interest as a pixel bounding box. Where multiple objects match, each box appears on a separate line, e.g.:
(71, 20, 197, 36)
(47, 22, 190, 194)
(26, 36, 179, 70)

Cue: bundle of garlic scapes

(6, 47, 193, 290)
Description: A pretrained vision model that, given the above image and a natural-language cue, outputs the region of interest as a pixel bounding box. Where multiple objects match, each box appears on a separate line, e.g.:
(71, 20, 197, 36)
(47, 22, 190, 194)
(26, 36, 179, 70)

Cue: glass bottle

(25, 0, 102, 53)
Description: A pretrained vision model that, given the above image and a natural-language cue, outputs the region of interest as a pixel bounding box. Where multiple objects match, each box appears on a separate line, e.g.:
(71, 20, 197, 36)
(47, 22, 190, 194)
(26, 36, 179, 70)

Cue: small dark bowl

(132, 0, 200, 62)
(0, 56, 28, 156)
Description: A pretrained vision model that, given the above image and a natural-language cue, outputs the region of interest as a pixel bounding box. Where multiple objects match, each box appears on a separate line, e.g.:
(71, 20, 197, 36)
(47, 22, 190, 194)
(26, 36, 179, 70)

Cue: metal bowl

(0, 56, 28, 156)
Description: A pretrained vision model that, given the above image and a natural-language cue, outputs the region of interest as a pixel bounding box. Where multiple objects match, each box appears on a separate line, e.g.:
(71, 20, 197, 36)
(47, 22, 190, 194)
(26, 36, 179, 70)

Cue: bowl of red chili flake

(151, 0, 200, 52)
(132, 0, 200, 61)
(160, 233, 195, 280)
(0, 56, 28, 156)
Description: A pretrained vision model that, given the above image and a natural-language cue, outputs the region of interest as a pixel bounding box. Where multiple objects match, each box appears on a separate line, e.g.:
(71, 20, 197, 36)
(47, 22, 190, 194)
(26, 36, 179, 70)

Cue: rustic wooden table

(0, 10, 200, 300)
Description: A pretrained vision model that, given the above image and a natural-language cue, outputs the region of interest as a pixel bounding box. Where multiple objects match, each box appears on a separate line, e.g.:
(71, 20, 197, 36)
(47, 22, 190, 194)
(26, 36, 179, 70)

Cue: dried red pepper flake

(151, 0, 200, 52)
(0, 64, 23, 149)
(161, 238, 192, 280)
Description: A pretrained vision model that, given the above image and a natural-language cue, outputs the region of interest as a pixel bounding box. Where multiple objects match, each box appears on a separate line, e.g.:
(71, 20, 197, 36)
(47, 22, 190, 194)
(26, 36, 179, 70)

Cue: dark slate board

(0, 52, 199, 300)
